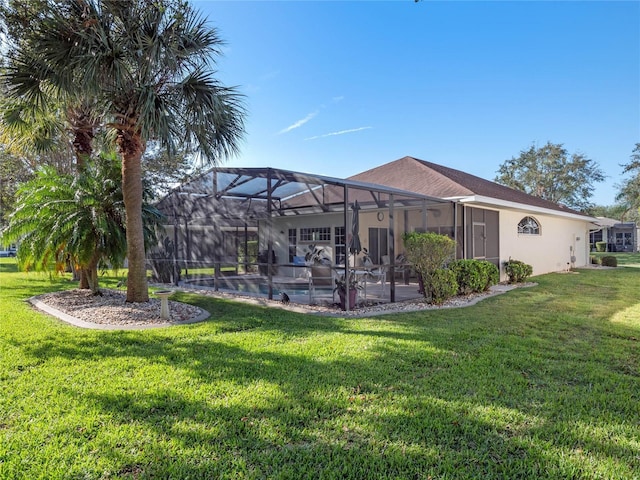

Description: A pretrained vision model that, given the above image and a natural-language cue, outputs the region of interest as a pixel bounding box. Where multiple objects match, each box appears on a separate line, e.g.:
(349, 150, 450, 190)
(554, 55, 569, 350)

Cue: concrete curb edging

(28, 296, 211, 331)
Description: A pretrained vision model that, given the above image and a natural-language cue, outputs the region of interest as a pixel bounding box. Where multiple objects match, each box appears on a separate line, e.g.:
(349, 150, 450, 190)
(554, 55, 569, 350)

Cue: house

(344, 156, 597, 276)
(155, 156, 598, 300)
(590, 217, 638, 252)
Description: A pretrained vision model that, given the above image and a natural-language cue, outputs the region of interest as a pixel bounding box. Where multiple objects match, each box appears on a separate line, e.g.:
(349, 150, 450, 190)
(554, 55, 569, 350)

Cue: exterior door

(472, 222, 486, 259)
(368, 227, 388, 265)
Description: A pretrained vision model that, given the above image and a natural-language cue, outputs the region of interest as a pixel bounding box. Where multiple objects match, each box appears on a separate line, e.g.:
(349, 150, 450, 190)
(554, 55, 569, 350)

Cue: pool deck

(181, 273, 424, 307)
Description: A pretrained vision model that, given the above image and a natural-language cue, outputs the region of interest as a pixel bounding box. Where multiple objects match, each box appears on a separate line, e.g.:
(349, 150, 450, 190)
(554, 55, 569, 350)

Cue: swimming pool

(185, 276, 321, 297)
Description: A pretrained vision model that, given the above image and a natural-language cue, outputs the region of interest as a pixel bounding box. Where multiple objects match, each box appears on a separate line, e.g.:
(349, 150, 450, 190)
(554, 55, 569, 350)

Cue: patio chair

(362, 256, 387, 296)
(293, 255, 308, 279)
(391, 253, 411, 284)
(308, 265, 336, 304)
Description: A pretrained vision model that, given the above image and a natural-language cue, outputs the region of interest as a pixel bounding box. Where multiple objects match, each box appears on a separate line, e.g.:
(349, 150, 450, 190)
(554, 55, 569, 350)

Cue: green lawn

(1, 258, 638, 479)
(592, 251, 640, 267)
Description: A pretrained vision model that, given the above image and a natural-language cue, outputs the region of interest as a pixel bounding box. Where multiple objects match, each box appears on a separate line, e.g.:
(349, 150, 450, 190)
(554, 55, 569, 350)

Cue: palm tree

(1, 1, 100, 286)
(1, 153, 162, 293)
(3, 0, 245, 302)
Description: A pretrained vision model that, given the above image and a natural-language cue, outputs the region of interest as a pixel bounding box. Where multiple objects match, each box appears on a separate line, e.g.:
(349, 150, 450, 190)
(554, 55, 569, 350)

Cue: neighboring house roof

(594, 217, 619, 228)
(594, 217, 637, 230)
(348, 156, 595, 221)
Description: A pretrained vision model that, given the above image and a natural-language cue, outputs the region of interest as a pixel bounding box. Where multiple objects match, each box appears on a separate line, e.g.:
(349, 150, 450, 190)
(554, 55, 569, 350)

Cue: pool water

(188, 277, 317, 297)
(224, 283, 311, 297)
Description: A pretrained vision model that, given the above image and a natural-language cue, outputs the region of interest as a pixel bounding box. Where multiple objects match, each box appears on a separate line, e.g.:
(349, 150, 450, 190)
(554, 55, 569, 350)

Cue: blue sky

(193, 0, 639, 207)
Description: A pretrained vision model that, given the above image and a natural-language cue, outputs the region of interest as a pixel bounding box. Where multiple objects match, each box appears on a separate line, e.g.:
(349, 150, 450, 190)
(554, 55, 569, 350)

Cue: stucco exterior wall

(498, 209, 591, 278)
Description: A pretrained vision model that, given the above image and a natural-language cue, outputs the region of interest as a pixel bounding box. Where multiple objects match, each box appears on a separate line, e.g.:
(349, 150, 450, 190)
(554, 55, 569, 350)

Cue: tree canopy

(615, 143, 640, 221)
(2, 0, 246, 302)
(495, 142, 605, 212)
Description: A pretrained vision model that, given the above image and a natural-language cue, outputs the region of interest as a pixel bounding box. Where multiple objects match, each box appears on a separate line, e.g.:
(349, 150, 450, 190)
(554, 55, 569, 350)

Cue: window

(288, 228, 297, 263)
(615, 232, 632, 247)
(300, 227, 331, 242)
(518, 216, 540, 235)
(334, 226, 346, 265)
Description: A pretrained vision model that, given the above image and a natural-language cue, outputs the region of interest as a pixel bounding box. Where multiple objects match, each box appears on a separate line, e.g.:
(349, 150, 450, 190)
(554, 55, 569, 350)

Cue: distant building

(590, 217, 638, 252)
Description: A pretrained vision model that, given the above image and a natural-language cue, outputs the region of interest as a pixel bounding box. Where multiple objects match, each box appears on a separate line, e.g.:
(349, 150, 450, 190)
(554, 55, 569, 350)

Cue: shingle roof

(348, 156, 589, 217)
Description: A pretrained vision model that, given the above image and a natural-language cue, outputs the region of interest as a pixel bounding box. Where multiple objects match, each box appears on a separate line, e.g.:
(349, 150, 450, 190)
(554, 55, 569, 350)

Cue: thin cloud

(278, 111, 318, 135)
(260, 70, 280, 82)
(304, 126, 372, 141)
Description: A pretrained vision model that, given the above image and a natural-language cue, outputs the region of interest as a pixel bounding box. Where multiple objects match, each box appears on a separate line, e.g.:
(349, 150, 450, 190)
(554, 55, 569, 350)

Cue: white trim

(451, 195, 597, 222)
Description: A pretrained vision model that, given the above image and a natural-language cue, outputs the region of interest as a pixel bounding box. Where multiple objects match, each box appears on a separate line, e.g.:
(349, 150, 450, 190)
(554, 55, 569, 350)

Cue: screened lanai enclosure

(153, 167, 463, 309)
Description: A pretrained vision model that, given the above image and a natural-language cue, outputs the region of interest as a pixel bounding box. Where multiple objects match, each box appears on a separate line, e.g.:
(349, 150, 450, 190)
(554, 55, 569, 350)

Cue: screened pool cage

(152, 167, 460, 307)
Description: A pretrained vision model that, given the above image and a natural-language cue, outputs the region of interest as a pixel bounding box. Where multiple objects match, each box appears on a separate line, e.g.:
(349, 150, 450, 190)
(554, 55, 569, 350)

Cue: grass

(1, 257, 639, 479)
(591, 251, 640, 267)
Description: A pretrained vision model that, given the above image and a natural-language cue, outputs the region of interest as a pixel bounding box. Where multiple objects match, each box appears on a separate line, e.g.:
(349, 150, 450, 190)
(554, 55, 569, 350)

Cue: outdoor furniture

(308, 265, 336, 304)
(293, 255, 308, 278)
(363, 257, 387, 297)
(390, 253, 411, 284)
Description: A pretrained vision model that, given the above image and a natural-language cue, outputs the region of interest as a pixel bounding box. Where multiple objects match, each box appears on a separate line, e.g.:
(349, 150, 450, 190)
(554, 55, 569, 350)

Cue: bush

(595, 241, 607, 252)
(590, 255, 600, 265)
(403, 232, 456, 273)
(426, 268, 458, 305)
(601, 256, 618, 267)
(449, 259, 486, 295)
(503, 259, 533, 283)
(403, 232, 456, 300)
(478, 260, 500, 290)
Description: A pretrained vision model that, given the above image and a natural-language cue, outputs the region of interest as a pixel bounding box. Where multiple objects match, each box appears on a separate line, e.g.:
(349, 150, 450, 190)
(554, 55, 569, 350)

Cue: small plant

(590, 255, 600, 265)
(333, 272, 362, 295)
(333, 272, 363, 310)
(427, 268, 458, 304)
(595, 241, 607, 252)
(601, 256, 618, 267)
(503, 258, 533, 283)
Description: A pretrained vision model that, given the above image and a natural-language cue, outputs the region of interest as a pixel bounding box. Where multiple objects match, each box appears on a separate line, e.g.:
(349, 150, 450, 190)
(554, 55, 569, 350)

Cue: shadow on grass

(2, 266, 639, 478)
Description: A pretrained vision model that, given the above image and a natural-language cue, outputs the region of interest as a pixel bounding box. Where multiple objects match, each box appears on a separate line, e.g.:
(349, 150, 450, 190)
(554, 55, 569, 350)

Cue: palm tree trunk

(70, 105, 96, 290)
(120, 132, 149, 303)
(79, 268, 90, 289)
(85, 252, 101, 295)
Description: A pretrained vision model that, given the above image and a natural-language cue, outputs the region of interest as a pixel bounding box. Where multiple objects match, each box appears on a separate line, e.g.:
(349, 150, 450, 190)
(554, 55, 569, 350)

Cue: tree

(0, 146, 32, 228)
(588, 203, 637, 222)
(616, 143, 640, 221)
(1, 0, 100, 287)
(1, 153, 162, 293)
(141, 142, 207, 202)
(495, 142, 605, 211)
(3, 0, 245, 302)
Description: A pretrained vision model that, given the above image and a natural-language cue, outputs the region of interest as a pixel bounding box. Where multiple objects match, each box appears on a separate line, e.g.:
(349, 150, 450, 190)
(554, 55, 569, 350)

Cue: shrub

(503, 259, 533, 283)
(403, 232, 456, 300)
(449, 259, 486, 295)
(403, 232, 456, 273)
(478, 260, 500, 290)
(595, 241, 607, 252)
(426, 268, 458, 305)
(601, 256, 618, 267)
(590, 255, 600, 265)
